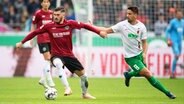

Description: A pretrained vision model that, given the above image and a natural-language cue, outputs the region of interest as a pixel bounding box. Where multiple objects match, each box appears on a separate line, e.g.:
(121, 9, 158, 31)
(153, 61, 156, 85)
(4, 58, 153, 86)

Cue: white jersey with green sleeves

(111, 20, 147, 58)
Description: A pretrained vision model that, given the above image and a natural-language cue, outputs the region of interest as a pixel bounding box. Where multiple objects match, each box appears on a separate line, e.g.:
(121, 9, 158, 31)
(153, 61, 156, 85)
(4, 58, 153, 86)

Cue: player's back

(32, 9, 53, 43)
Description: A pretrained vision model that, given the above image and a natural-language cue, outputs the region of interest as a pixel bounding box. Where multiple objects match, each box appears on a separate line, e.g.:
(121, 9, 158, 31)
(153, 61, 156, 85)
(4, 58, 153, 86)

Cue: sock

(43, 60, 55, 87)
(53, 58, 70, 88)
(39, 76, 48, 86)
(172, 57, 178, 75)
(80, 75, 88, 94)
(147, 76, 169, 95)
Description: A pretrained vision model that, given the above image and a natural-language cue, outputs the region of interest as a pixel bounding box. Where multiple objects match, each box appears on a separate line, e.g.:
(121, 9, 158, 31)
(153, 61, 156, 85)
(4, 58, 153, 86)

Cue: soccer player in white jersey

(93, 6, 176, 99)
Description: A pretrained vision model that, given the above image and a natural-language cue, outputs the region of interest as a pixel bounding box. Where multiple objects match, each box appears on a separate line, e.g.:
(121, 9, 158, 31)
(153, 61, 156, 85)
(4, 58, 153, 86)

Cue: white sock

(80, 75, 88, 94)
(53, 58, 70, 88)
(43, 60, 55, 87)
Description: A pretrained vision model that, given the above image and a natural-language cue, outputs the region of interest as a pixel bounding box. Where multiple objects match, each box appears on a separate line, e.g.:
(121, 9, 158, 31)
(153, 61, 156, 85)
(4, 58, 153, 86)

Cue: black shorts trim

(38, 43, 51, 53)
(51, 56, 84, 73)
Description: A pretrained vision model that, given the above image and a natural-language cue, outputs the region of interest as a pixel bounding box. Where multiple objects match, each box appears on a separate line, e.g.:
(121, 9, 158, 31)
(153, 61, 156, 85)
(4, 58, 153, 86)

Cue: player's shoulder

(46, 21, 54, 25)
(119, 20, 127, 24)
(114, 20, 126, 27)
(181, 19, 184, 22)
(67, 19, 77, 23)
(137, 21, 146, 29)
(44, 22, 55, 28)
(67, 19, 81, 25)
(34, 9, 42, 15)
(137, 20, 145, 25)
(170, 18, 177, 23)
(48, 10, 53, 13)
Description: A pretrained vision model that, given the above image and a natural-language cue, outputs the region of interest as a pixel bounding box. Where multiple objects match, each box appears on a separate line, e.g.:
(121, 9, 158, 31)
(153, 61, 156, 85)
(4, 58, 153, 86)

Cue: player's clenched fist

(16, 42, 23, 48)
(100, 31, 107, 38)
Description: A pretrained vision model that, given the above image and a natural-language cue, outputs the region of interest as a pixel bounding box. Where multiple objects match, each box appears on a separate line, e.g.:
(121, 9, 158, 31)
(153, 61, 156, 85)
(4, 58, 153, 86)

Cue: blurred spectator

(0, 0, 184, 32)
(0, 5, 3, 22)
(154, 14, 168, 37)
(0, 22, 13, 32)
(137, 10, 150, 30)
(27, 0, 39, 15)
(156, 0, 165, 15)
(2, 0, 10, 14)
(64, 2, 75, 20)
(167, 7, 176, 22)
(3, 5, 17, 28)
(14, 0, 26, 23)
(21, 9, 31, 31)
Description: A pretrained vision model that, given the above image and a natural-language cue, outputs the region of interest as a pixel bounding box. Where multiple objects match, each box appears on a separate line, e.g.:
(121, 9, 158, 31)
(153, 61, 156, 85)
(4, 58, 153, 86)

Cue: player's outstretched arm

(87, 20, 114, 34)
(15, 26, 46, 48)
(82, 23, 108, 38)
(70, 20, 108, 38)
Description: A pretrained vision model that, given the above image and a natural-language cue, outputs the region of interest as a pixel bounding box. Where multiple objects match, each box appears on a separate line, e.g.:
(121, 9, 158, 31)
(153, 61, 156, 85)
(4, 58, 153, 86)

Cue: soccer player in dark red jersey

(16, 6, 106, 99)
(31, 0, 72, 96)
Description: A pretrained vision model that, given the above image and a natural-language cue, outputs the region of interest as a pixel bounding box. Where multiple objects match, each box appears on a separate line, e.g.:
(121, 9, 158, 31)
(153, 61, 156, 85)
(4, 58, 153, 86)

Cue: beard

(54, 18, 61, 23)
(127, 19, 132, 23)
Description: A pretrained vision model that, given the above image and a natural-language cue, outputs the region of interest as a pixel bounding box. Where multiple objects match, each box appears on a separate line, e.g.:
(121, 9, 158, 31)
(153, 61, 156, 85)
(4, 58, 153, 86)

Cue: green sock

(147, 76, 169, 94)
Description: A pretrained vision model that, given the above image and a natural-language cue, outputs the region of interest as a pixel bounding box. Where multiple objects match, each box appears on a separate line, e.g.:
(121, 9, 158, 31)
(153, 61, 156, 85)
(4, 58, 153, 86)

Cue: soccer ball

(44, 88, 57, 100)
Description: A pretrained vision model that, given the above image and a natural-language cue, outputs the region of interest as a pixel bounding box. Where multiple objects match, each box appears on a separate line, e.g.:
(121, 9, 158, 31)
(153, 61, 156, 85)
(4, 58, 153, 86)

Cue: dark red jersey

(32, 9, 53, 43)
(22, 19, 100, 57)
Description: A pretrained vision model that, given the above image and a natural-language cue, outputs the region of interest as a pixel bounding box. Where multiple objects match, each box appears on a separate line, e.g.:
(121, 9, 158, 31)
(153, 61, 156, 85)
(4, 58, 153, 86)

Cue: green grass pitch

(0, 77, 184, 104)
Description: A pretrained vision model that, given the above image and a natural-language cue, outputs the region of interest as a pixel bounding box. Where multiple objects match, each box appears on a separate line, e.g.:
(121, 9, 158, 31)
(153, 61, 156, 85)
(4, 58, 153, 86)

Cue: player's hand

(16, 42, 23, 48)
(100, 31, 107, 38)
(167, 39, 172, 47)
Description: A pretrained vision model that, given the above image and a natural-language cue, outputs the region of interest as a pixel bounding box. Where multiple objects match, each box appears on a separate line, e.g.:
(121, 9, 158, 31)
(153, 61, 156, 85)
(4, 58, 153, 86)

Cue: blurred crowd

(0, 0, 184, 36)
(93, 0, 184, 36)
(0, 0, 75, 32)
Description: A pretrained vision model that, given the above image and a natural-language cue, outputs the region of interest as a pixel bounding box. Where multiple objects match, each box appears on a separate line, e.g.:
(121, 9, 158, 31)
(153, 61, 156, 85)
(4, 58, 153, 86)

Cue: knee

(43, 53, 51, 60)
(140, 69, 152, 78)
(144, 71, 152, 78)
(74, 70, 85, 77)
(44, 56, 50, 60)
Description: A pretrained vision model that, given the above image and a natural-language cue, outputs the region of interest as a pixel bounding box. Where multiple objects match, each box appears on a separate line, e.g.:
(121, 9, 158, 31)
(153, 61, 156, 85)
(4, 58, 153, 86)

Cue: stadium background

(0, 0, 184, 78)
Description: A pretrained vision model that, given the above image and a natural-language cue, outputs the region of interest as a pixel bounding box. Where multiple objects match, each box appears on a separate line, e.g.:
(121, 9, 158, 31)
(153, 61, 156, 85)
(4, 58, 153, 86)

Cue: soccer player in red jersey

(31, 0, 72, 96)
(16, 6, 106, 99)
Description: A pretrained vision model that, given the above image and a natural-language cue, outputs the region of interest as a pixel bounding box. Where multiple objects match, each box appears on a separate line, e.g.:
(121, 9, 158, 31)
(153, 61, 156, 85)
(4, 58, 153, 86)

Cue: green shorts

(125, 52, 146, 73)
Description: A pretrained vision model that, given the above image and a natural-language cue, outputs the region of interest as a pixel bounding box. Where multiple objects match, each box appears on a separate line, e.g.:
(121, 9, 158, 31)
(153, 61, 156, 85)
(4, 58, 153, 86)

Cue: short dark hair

(54, 6, 66, 12)
(39, 0, 51, 3)
(128, 6, 139, 14)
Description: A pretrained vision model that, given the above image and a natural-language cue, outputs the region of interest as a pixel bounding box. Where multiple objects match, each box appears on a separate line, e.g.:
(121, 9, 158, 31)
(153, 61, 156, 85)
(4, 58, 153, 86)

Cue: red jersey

(22, 20, 100, 57)
(32, 9, 53, 43)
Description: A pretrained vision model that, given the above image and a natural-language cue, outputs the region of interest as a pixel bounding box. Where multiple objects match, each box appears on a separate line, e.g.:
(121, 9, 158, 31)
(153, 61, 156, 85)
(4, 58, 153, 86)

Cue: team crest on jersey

(64, 26, 69, 30)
